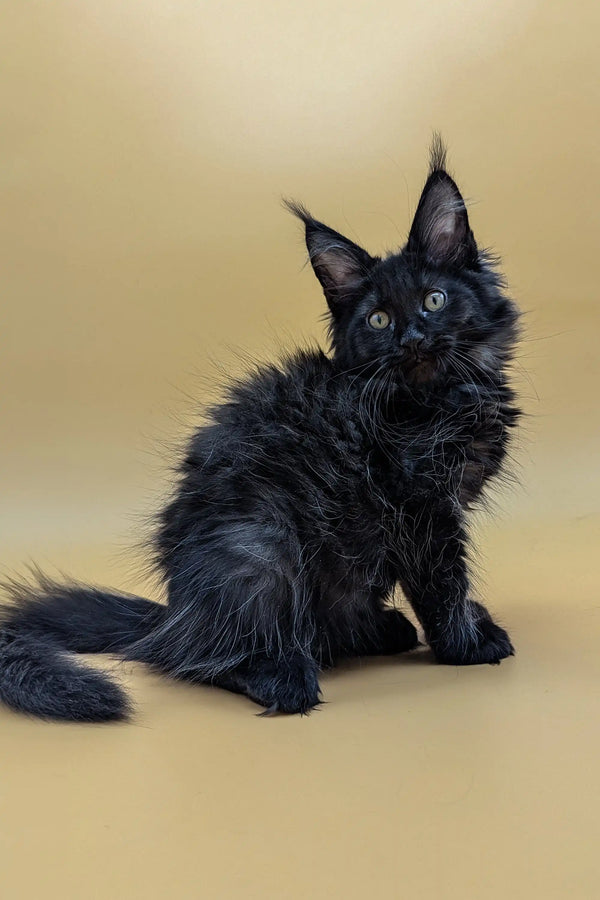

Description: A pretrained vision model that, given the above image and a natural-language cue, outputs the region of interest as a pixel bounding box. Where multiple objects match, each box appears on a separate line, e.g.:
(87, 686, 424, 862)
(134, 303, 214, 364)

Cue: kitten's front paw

(432, 605, 514, 666)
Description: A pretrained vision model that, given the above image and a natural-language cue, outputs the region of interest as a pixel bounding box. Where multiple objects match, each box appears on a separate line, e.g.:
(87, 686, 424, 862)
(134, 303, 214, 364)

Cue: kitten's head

(287, 138, 518, 386)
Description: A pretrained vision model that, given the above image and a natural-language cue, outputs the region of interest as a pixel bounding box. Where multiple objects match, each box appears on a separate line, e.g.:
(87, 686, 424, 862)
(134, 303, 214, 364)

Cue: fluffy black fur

(0, 139, 521, 721)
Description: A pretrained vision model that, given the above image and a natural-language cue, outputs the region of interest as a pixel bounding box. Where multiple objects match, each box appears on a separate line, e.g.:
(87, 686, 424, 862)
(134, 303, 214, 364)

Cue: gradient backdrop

(2, 2, 599, 898)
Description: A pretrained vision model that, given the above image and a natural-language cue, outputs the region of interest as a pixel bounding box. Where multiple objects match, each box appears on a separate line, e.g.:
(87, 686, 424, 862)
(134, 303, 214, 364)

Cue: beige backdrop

(1, 2, 599, 898)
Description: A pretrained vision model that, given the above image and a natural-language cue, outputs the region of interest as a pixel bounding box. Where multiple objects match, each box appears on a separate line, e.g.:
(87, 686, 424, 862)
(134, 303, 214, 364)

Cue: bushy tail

(0, 572, 165, 722)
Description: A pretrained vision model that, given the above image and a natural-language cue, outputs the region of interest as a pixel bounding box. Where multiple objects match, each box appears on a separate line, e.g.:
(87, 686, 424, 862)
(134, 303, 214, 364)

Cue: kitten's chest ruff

(265, 370, 514, 517)
(365, 384, 515, 507)
(278, 386, 507, 594)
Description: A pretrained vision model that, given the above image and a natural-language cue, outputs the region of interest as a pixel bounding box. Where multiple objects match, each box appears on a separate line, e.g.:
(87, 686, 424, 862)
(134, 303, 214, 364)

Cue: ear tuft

(284, 199, 376, 310)
(406, 138, 478, 268)
(428, 131, 448, 175)
(282, 198, 313, 226)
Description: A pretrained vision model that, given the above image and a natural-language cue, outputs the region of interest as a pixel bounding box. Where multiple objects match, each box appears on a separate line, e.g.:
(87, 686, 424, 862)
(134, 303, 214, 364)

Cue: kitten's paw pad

(246, 656, 321, 716)
(434, 618, 514, 666)
(380, 610, 419, 654)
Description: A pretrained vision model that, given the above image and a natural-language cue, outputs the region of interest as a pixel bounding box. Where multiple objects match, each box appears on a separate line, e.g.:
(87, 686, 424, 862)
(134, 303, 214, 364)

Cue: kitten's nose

(399, 324, 425, 350)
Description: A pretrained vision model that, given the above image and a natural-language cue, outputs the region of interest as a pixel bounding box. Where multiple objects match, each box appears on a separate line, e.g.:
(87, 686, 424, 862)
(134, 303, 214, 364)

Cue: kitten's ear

(285, 200, 377, 310)
(406, 137, 478, 268)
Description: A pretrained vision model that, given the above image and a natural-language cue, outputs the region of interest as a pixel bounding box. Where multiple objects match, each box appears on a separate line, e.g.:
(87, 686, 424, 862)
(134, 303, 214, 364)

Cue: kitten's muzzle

(399, 336, 428, 364)
(399, 324, 425, 351)
(397, 334, 441, 382)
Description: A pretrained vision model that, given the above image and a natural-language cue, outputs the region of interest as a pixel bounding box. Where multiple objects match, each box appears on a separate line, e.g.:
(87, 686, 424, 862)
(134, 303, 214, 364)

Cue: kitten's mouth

(400, 351, 441, 383)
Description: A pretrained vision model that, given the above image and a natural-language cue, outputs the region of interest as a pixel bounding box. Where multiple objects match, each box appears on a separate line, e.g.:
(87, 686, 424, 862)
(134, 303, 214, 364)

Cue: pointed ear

(285, 200, 377, 310)
(407, 139, 478, 267)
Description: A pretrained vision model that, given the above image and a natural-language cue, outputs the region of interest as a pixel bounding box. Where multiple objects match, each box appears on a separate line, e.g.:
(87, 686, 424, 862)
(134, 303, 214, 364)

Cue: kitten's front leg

(398, 499, 514, 665)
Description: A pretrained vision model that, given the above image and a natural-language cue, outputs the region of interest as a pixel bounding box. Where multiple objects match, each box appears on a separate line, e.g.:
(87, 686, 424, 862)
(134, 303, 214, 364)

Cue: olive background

(1, 2, 599, 897)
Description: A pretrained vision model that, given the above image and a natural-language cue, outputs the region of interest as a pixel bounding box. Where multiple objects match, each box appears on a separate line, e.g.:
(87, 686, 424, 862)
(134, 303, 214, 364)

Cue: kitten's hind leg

(218, 653, 321, 716)
(366, 607, 419, 655)
(160, 521, 321, 715)
(319, 599, 419, 665)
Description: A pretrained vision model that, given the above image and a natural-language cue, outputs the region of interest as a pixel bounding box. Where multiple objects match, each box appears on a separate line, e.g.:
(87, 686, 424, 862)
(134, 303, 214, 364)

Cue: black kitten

(0, 139, 520, 721)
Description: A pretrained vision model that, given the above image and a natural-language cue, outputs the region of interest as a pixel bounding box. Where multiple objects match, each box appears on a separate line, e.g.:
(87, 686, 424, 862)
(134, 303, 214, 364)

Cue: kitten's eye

(423, 290, 447, 312)
(367, 310, 391, 330)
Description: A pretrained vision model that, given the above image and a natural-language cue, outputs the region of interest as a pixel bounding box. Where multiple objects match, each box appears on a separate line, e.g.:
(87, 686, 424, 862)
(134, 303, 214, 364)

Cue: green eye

(423, 290, 447, 312)
(368, 310, 391, 330)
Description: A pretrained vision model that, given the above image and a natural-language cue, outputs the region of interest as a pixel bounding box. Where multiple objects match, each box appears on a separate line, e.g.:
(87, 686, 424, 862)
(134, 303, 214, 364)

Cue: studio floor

(2, 516, 598, 899)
